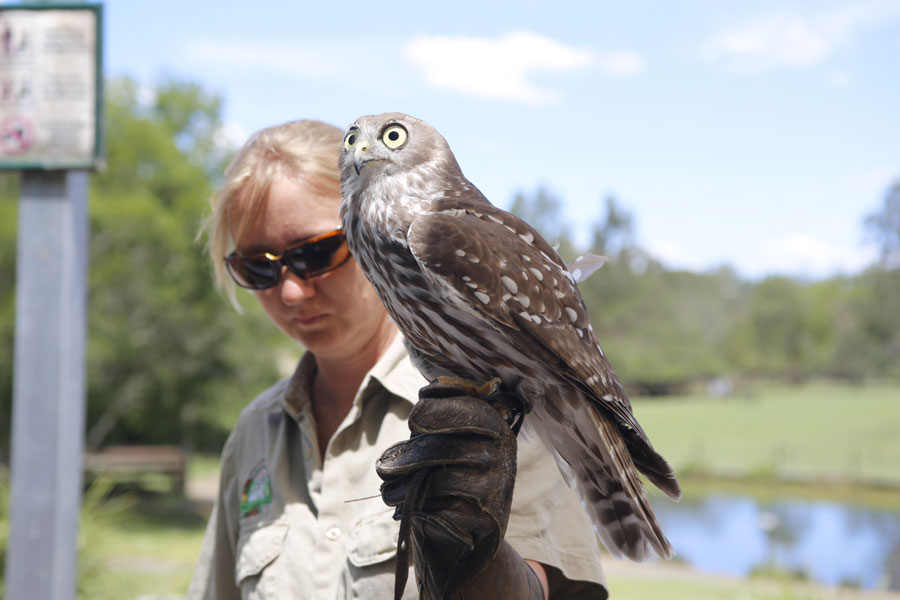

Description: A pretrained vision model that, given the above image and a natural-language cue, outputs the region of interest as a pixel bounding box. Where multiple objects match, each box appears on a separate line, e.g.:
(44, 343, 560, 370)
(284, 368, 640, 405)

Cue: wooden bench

(84, 445, 186, 494)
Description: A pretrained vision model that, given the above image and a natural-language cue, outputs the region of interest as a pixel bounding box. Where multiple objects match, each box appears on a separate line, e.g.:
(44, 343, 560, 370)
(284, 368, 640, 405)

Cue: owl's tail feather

(536, 403, 674, 561)
(625, 433, 682, 501)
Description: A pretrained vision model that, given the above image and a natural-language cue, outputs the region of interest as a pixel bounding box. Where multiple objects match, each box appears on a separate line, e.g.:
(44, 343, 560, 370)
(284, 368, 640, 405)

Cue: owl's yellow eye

(382, 124, 408, 149)
(344, 129, 359, 151)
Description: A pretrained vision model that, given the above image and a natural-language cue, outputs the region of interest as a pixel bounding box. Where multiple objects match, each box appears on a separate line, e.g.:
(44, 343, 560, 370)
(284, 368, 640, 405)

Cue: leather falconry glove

(377, 380, 544, 600)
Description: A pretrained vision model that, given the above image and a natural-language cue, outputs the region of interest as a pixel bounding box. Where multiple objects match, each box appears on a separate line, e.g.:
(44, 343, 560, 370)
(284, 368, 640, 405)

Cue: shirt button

(325, 526, 341, 541)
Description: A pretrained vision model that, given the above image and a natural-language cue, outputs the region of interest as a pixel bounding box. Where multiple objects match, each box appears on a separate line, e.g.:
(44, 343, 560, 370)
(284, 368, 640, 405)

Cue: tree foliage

(510, 185, 900, 394)
(865, 181, 900, 271)
(591, 195, 635, 257)
(0, 77, 290, 457)
(1, 82, 897, 457)
(509, 187, 576, 259)
(0, 177, 18, 462)
(83, 77, 290, 450)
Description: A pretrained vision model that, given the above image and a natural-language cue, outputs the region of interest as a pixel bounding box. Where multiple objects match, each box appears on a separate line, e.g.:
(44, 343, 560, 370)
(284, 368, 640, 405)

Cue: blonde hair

(202, 120, 345, 308)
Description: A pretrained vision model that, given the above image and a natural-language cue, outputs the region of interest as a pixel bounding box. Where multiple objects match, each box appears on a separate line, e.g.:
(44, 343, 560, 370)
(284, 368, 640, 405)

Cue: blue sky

(97, 0, 899, 279)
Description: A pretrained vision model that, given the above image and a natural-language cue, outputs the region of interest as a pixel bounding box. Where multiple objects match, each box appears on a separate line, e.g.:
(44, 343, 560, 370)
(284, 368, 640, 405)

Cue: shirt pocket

(346, 509, 400, 568)
(343, 509, 418, 600)
(235, 517, 290, 594)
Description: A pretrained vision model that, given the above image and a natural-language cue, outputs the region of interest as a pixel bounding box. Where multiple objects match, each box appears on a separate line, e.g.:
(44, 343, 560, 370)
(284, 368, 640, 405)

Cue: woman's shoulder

(219, 376, 294, 457)
(233, 377, 294, 427)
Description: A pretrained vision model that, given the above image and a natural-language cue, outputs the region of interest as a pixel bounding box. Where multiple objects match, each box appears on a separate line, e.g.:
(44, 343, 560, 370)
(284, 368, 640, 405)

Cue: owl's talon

(425, 377, 525, 435)
(484, 386, 528, 437)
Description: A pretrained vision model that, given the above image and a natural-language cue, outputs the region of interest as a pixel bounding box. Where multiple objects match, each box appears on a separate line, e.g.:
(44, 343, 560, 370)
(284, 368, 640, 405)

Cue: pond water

(651, 494, 900, 590)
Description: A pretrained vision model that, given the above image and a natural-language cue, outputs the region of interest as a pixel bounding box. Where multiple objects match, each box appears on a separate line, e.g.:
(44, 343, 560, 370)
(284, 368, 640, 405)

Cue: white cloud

(595, 51, 646, 76)
(647, 233, 876, 278)
(216, 120, 250, 151)
(702, 15, 829, 71)
(736, 233, 876, 278)
(645, 238, 714, 272)
(136, 82, 157, 107)
(404, 31, 634, 106)
(702, 0, 900, 72)
(182, 32, 644, 107)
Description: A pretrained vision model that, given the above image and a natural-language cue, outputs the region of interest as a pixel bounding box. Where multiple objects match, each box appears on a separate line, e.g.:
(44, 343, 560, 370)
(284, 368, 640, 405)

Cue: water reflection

(651, 494, 900, 590)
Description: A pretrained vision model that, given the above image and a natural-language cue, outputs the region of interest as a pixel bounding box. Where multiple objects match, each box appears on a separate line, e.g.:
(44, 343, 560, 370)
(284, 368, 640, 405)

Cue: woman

(187, 120, 607, 599)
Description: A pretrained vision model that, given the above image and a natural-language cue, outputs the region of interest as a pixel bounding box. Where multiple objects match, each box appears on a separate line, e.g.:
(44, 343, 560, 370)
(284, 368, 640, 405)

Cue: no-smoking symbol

(1, 113, 34, 155)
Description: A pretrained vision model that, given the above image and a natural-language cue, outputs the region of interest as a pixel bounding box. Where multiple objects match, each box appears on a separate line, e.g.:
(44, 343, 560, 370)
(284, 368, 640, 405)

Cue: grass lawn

(605, 561, 900, 600)
(631, 381, 900, 487)
(606, 575, 809, 600)
(4, 381, 898, 598)
(76, 489, 207, 600)
(70, 485, 900, 600)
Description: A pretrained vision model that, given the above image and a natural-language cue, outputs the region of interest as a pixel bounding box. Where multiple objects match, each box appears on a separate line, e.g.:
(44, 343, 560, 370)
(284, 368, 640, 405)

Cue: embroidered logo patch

(240, 460, 273, 519)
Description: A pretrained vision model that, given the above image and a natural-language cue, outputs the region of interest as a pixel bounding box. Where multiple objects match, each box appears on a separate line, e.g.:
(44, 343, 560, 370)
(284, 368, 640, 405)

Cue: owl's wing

(407, 202, 679, 498)
(407, 202, 646, 438)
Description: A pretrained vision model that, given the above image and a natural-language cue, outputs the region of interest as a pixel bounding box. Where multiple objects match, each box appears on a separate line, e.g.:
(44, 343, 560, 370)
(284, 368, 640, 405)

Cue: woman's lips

(294, 313, 325, 325)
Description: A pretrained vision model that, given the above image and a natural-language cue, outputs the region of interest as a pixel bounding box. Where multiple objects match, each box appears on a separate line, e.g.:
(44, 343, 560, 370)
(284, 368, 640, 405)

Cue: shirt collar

(283, 351, 316, 421)
(358, 333, 426, 408)
(282, 333, 426, 420)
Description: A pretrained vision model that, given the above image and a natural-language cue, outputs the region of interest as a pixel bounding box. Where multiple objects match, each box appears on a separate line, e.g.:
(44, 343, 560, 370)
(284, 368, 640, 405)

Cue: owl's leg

(429, 376, 528, 436)
(432, 375, 500, 397)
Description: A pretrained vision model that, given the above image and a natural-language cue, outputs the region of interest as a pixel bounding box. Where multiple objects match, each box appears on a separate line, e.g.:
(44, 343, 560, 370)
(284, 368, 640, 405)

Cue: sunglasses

(225, 228, 351, 290)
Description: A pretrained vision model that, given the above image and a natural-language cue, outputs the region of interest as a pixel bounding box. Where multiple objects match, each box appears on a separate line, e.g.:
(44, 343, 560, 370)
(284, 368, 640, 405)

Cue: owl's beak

(353, 142, 371, 176)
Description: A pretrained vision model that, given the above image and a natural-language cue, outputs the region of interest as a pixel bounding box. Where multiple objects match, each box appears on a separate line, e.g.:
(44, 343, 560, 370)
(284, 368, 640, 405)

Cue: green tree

(0, 76, 293, 455)
(508, 186, 577, 259)
(727, 276, 831, 381)
(590, 195, 634, 257)
(837, 270, 900, 380)
(865, 180, 900, 271)
(0, 176, 18, 462)
(82, 76, 288, 450)
(583, 262, 739, 394)
(823, 179, 900, 381)
(581, 198, 737, 393)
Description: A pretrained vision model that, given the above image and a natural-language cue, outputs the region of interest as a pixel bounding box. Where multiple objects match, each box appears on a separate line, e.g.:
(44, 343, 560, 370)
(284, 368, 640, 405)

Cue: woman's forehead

(231, 173, 340, 249)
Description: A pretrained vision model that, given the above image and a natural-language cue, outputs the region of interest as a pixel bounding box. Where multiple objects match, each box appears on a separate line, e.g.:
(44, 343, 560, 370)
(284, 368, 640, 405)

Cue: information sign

(0, 3, 102, 169)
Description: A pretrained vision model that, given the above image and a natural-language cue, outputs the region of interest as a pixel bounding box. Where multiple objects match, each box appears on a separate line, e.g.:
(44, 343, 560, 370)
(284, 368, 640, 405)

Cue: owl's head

(339, 112, 461, 190)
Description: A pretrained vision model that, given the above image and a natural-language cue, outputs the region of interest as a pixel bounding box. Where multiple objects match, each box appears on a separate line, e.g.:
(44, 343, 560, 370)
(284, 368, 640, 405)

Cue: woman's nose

(280, 269, 316, 304)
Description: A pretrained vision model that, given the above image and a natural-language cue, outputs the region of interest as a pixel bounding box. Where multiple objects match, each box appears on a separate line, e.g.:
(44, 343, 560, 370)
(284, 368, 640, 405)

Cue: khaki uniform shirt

(188, 336, 606, 599)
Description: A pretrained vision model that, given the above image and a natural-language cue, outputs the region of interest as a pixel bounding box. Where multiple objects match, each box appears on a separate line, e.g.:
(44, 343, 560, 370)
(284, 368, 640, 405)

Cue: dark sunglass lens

(228, 258, 279, 289)
(285, 235, 348, 277)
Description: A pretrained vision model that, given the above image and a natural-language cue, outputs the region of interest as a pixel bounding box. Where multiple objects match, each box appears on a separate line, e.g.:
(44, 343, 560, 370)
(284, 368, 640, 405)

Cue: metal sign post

(2, 4, 102, 598)
(7, 169, 89, 598)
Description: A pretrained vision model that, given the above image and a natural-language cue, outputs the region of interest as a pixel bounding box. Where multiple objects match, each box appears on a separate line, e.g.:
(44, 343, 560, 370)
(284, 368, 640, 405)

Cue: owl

(339, 112, 680, 561)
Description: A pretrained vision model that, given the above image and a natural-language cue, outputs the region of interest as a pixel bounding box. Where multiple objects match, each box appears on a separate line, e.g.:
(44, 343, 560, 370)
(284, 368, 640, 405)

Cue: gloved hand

(377, 380, 543, 600)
